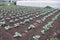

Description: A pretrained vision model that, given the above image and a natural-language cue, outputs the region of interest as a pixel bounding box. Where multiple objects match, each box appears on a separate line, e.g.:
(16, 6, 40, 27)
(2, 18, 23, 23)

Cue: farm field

(0, 6, 60, 40)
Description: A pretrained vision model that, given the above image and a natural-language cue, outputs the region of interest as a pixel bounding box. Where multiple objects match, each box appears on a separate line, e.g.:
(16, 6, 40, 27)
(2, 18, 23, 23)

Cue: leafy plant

(43, 25, 50, 31)
(29, 18, 33, 20)
(28, 24, 36, 30)
(41, 17, 46, 22)
(33, 35, 40, 40)
(0, 16, 3, 19)
(1, 18, 5, 21)
(13, 32, 22, 37)
(20, 17, 23, 20)
(35, 15, 39, 18)
(36, 20, 41, 23)
(9, 20, 14, 22)
(14, 23, 20, 27)
(15, 19, 19, 21)
(6, 17, 10, 20)
(24, 19, 30, 23)
(41, 30, 45, 34)
(20, 22, 24, 24)
(23, 16, 27, 18)
(52, 13, 60, 21)
(43, 21, 53, 31)
(0, 21, 5, 26)
(11, 16, 15, 18)
(50, 37, 57, 40)
(4, 25, 11, 30)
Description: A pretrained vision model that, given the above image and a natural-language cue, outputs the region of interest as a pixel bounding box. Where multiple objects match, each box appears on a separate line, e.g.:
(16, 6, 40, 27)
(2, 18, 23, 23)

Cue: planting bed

(0, 6, 60, 40)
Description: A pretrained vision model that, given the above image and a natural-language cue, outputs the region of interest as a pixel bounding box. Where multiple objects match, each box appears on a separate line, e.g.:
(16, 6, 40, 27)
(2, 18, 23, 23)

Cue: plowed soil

(0, 9, 60, 40)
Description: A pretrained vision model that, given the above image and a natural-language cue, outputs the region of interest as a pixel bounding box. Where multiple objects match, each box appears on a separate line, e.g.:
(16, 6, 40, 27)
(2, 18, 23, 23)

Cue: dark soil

(0, 10, 60, 40)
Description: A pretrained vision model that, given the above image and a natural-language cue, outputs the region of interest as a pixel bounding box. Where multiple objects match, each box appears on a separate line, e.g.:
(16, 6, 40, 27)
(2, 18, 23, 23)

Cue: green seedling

(29, 18, 33, 20)
(36, 15, 39, 18)
(36, 20, 41, 23)
(33, 35, 40, 40)
(41, 30, 45, 34)
(0, 21, 5, 26)
(14, 23, 20, 27)
(24, 19, 30, 23)
(28, 24, 36, 30)
(43, 21, 53, 31)
(0, 16, 3, 19)
(4, 26, 11, 30)
(15, 19, 19, 21)
(13, 32, 22, 38)
(9, 20, 14, 22)
(50, 37, 57, 40)
(20, 22, 24, 24)
(6, 17, 10, 20)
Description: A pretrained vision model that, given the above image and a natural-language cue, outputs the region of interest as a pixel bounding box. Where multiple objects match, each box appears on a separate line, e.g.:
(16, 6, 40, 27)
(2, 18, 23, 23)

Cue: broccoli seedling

(41, 30, 45, 34)
(36, 20, 41, 23)
(4, 26, 11, 30)
(6, 17, 10, 20)
(9, 20, 14, 22)
(43, 21, 53, 31)
(50, 37, 57, 40)
(29, 18, 33, 20)
(14, 23, 20, 27)
(20, 22, 24, 24)
(20, 17, 23, 20)
(28, 24, 36, 30)
(36, 15, 39, 18)
(15, 19, 19, 21)
(24, 19, 30, 23)
(33, 35, 40, 40)
(0, 21, 5, 26)
(13, 32, 22, 38)
(0, 16, 3, 19)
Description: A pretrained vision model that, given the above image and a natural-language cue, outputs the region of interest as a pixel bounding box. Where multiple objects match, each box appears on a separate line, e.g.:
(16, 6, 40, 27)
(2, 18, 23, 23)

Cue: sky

(16, 0, 60, 1)
(16, 0, 60, 9)
(0, 0, 59, 9)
